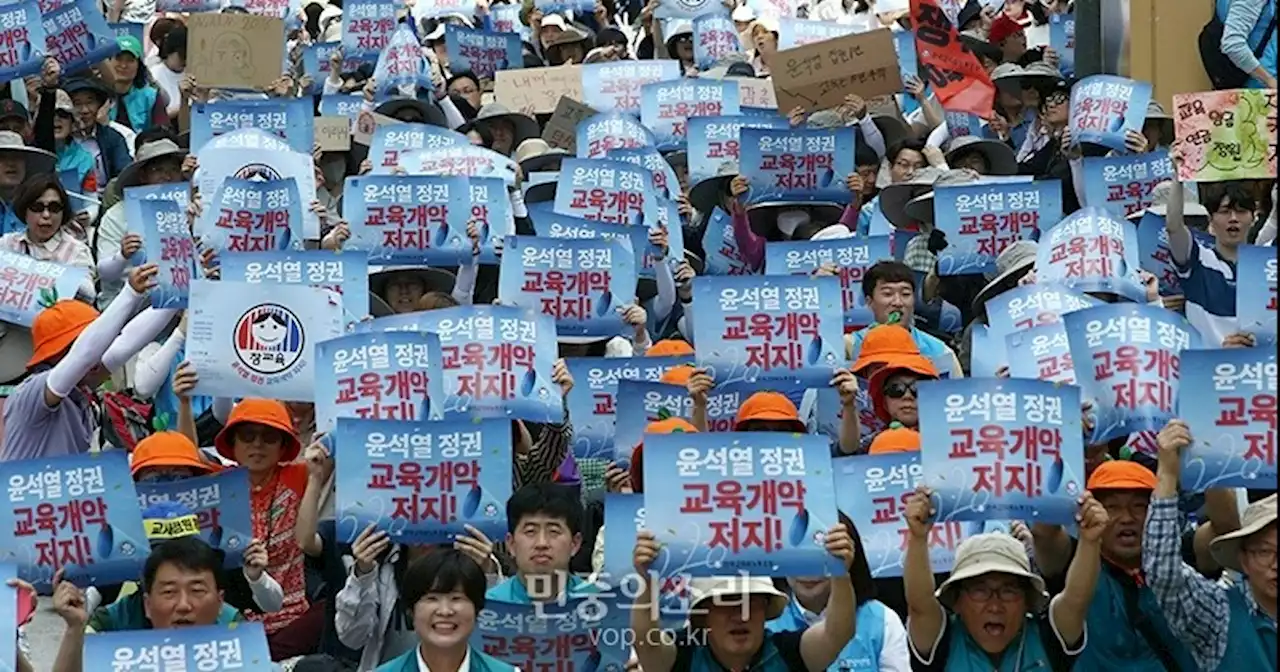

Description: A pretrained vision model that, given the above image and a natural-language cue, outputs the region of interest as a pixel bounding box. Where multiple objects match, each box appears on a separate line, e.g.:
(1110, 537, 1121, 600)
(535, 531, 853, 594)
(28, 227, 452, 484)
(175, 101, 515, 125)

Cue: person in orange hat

(851, 323, 925, 379)
(645, 339, 695, 357)
(213, 397, 318, 659)
(0, 264, 156, 461)
(868, 424, 920, 455)
(131, 430, 220, 482)
(1026, 459, 1200, 671)
(852, 351, 940, 453)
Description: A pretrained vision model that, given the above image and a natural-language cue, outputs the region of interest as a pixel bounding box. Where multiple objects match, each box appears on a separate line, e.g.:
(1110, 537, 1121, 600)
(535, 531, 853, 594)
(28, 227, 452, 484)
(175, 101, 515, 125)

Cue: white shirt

(416, 646, 471, 672)
(147, 62, 183, 117)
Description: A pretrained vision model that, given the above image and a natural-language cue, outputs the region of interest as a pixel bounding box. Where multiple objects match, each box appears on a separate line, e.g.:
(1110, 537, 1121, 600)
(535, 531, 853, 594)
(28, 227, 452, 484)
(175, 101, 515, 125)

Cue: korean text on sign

(1005, 322, 1077, 385)
(738, 126, 856, 205)
(201, 177, 302, 253)
(83, 622, 272, 672)
(575, 113, 656, 160)
(563, 356, 693, 460)
(1035, 207, 1146, 302)
(1180, 348, 1277, 491)
(218, 251, 371, 325)
(1237, 244, 1278, 347)
(553, 158, 653, 227)
(920, 378, 1085, 525)
(983, 283, 1097, 343)
(314, 330, 445, 432)
(135, 469, 252, 567)
(499, 235, 637, 338)
(763, 236, 891, 328)
(1172, 89, 1277, 183)
(471, 598, 630, 672)
(934, 181, 1059, 276)
(0, 249, 90, 327)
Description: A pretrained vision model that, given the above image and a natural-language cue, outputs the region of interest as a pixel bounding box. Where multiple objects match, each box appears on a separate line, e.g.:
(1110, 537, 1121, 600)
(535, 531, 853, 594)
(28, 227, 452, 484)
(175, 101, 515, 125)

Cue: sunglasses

(28, 201, 64, 215)
(883, 380, 918, 399)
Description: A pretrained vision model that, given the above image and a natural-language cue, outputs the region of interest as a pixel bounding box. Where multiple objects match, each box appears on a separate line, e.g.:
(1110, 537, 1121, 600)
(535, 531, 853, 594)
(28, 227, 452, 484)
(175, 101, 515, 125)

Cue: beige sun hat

(972, 240, 1039, 312)
(119, 139, 187, 189)
(936, 533, 1048, 613)
(0, 130, 56, 177)
(1125, 180, 1209, 220)
(689, 575, 788, 621)
(1211, 494, 1277, 574)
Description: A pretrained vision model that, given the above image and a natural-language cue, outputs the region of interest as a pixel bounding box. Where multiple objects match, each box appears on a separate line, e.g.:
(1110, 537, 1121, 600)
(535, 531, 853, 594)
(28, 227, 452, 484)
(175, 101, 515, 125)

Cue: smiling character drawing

(233, 304, 305, 375)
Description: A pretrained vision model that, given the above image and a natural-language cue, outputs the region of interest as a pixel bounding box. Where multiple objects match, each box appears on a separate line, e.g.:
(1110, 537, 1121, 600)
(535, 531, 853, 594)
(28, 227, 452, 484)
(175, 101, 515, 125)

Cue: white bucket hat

(1125, 181, 1209, 220)
(936, 533, 1048, 613)
(689, 575, 788, 621)
(1211, 494, 1277, 574)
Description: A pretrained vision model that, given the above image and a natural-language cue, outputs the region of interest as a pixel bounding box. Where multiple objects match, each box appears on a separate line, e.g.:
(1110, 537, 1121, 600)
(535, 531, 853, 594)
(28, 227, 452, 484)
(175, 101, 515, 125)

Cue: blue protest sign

(342, 0, 399, 59)
(0, 451, 146, 589)
(140, 199, 197, 309)
(1180, 347, 1277, 491)
(563, 356, 693, 460)
(692, 275, 847, 390)
(318, 93, 367, 117)
(466, 177, 515, 265)
(399, 145, 518, 186)
(776, 17, 857, 48)
(645, 432, 844, 576)
(934, 181, 1059, 276)
(920, 378, 1085, 525)
(186, 279, 345, 402)
(640, 80, 741, 151)
(0, 251, 90, 327)
(82, 622, 272, 671)
(108, 22, 145, 44)
(445, 25, 521, 80)
(373, 25, 432, 95)
(968, 323, 1006, 378)
(1050, 13, 1075, 78)
(836, 454, 973, 578)
(305, 46, 370, 94)
(612, 379, 751, 466)
(333, 417, 511, 544)
(582, 60, 682, 114)
(1035, 207, 1145, 302)
(370, 124, 469, 173)
(42, 0, 118, 73)
(413, 0, 478, 19)
(686, 115, 791, 185)
(135, 469, 253, 568)
(655, 0, 718, 18)
(601, 494, 694, 622)
(219, 251, 370, 325)
(196, 178, 304, 254)
(1068, 75, 1152, 152)
(692, 12, 741, 70)
(472, 598, 629, 671)
(893, 30, 922, 115)
(554, 158, 658, 228)
(194, 129, 320, 240)
(1237, 245, 1277, 348)
(0, 2, 46, 82)
(575, 112, 656, 159)
(943, 110, 984, 142)
(607, 146, 682, 200)
(498, 235, 637, 338)
(1064, 303, 1202, 444)
(812, 383, 882, 453)
(314, 331, 445, 432)
(529, 209, 660, 278)
(1081, 151, 1179, 219)
(1005, 322, 1076, 384)
(489, 2, 530, 39)
(702, 207, 754, 276)
(764, 236, 892, 328)
(414, 305, 562, 422)
(983, 283, 1098, 343)
(342, 174, 477, 266)
(1135, 212, 1182, 296)
(533, 0, 593, 14)
(190, 99, 314, 154)
(122, 183, 190, 265)
(739, 127, 856, 205)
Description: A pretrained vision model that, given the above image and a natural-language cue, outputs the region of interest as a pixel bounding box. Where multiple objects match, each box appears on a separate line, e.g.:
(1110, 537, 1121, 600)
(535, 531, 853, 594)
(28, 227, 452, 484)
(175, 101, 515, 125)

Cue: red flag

(909, 0, 996, 118)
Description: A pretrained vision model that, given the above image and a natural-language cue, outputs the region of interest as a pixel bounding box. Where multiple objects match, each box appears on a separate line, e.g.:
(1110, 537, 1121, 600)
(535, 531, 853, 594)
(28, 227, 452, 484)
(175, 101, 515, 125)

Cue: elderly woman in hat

(902, 486, 1105, 670)
(631, 522, 859, 672)
(459, 104, 540, 157)
(0, 131, 58, 235)
(1145, 420, 1277, 671)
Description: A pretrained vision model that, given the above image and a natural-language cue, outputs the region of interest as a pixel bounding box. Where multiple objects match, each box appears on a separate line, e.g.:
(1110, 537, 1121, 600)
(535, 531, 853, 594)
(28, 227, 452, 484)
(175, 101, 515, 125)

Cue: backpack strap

(1254, 11, 1279, 59)
(1110, 563, 1183, 672)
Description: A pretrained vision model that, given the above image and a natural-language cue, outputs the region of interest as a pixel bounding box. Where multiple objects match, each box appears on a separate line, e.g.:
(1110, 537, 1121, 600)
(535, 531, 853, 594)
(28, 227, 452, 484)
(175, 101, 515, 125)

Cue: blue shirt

(767, 596, 888, 671)
(1174, 238, 1237, 345)
(485, 574, 599, 604)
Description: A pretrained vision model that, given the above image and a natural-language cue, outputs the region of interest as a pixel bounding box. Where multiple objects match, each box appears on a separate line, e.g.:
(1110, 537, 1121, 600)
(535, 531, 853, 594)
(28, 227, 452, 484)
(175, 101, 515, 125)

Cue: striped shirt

(1174, 238, 1238, 346)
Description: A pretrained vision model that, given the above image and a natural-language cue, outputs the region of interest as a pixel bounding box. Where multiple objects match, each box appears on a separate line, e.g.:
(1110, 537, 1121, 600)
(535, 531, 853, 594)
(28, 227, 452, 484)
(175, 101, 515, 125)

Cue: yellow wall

(1128, 0, 1215, 108)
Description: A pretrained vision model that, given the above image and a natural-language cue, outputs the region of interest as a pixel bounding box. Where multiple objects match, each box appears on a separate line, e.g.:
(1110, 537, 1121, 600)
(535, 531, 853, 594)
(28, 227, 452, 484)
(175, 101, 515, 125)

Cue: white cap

(810, 224, 854, 241)
(776, 209, 811, 237)
(541, 14, 568, 31)
(731, 5, 756, 21)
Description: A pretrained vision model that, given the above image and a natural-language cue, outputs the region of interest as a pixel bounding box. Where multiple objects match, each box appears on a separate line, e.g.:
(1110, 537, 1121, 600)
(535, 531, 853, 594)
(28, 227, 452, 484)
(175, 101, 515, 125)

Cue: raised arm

(1165, 148, 1194, 266)
(296, 439, 335, 557)
(903, 487, 945, 658)
(1049, 494, 1105, 648)
(631, 530, 677, 672)
(799, 524, 858, 669)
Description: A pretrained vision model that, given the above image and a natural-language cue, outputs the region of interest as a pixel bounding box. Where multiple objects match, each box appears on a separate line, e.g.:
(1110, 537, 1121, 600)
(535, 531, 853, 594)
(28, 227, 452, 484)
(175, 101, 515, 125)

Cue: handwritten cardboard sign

(314, 116, 351, 152)
(737, 78, 778, 110)
(771, 28, 901, 114)
(543, 96, 597, 153)
(186, 13, 284, 90)
(1173, 89, 1277, 183)
(494, 65, 583, 114)
(352, 111, 400, 146)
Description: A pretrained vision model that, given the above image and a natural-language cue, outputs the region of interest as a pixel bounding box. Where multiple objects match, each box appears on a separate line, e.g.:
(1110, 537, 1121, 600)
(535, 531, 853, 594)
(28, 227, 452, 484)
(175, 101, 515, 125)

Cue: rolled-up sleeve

(1142, 496, 1230, 671)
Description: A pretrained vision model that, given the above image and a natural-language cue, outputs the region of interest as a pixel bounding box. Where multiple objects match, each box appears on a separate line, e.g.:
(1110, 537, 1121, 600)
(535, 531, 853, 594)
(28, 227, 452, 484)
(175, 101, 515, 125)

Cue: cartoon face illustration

(253, 312, 287, 346)
(234, 304, 305, 375)
(212, 33, 255, 80)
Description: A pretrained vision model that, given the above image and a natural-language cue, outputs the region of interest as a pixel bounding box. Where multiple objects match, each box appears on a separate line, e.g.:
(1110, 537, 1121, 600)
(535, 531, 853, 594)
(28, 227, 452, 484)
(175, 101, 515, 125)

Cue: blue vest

(484, 574, 599, 604)
(57, 142, 96, 192)
(688, 639, 792, 672)
(374, 646, 517, 672)
(766, 597, 887, 672)
(1074, 569, 1198, 672)
(1217, 583, 1277, 672)
(121, 86, 159, 132)
(943, 614, 1054, 672)
(1218, 0, 1277, 89)
(0, 202, 23, 236)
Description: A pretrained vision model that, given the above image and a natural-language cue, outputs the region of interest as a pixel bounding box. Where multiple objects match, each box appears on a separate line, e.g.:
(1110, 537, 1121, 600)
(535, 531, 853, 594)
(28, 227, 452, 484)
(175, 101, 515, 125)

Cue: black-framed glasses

(883, 381, 917, 399)
(28, 201, 64, 215)
(964, 583, 1024, 603)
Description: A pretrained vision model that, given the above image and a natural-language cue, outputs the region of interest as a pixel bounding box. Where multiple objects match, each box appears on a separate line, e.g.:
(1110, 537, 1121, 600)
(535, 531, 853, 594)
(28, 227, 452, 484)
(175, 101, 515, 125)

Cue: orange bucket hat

(869, 356, 939, 423)
(869, 424, 921, 454)
(27, 300, 99, 369)
(646, 339, 695, 357)
(131, 431, 219, 477)
(659, 364, 695, 386)
(733, 391, 805, 433)
(214, 399, 302, 463)
(630, 417, 698, 493)
(1086, 460, 1157, 491)
(853, 324, 922, 376)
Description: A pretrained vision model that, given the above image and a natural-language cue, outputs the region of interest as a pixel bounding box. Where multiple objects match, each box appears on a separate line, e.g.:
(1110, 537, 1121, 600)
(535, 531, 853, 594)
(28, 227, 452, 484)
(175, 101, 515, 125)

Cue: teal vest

(1074, 569, 1198, 671)
(689, 639, 792, 672)
(57, 142, 96, 192)
(944, 614, 1054, 672)
(374, 646, 517, 672)
(121, 86, 158, 132)
(766, 597, 887, 672)
(1217, 583, 1277, 672)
